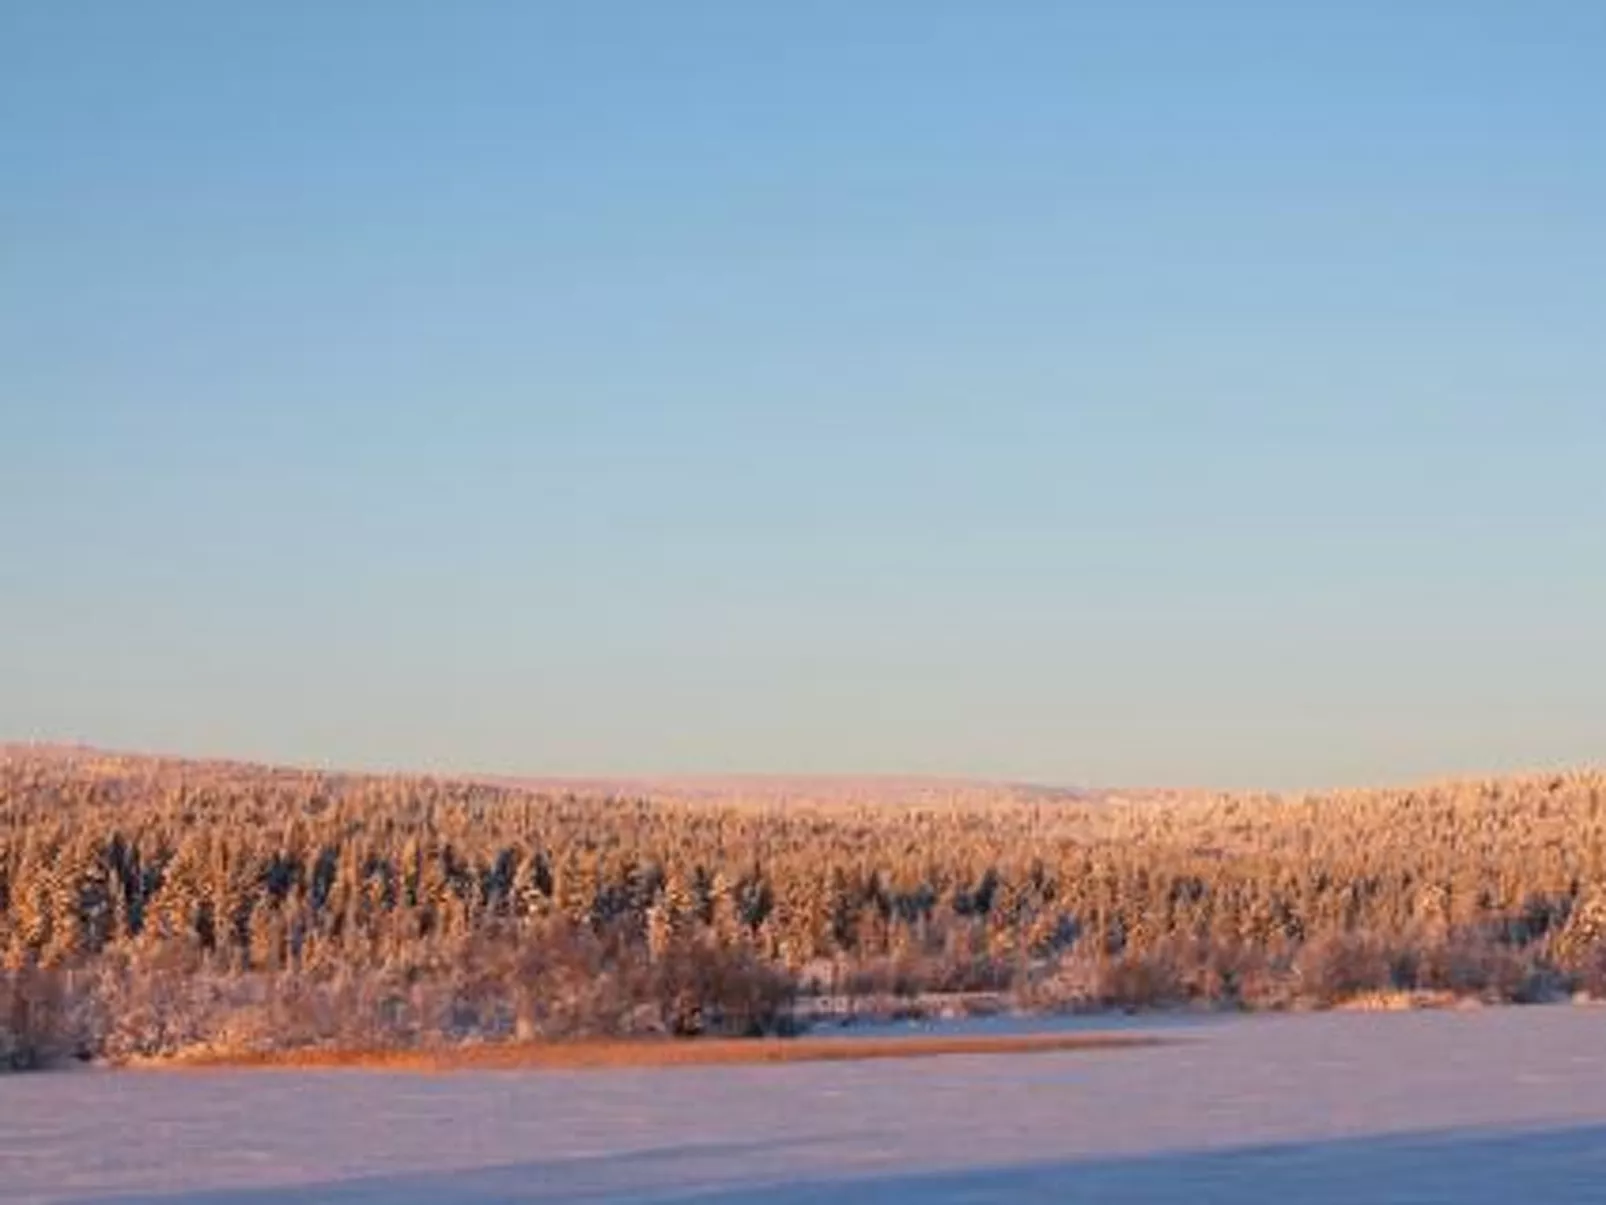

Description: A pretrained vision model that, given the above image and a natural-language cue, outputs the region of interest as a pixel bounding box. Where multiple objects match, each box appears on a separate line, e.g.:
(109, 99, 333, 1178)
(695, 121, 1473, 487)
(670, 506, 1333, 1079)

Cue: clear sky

(3, 2, 1603, 790)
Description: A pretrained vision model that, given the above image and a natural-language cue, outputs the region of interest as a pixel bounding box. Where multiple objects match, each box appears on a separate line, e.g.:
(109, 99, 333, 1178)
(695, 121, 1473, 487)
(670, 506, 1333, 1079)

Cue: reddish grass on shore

(155, 1030, 1163, 1073)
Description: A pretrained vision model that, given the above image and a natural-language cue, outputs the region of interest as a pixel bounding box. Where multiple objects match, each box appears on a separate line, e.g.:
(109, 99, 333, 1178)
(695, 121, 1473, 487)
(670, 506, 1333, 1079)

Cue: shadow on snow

(76, 1122, 1606, 1204)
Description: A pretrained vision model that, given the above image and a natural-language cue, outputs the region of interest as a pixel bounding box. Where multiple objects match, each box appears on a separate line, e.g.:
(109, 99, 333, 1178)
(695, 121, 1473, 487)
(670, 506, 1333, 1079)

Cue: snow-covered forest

(4, 748, 1606, 1065)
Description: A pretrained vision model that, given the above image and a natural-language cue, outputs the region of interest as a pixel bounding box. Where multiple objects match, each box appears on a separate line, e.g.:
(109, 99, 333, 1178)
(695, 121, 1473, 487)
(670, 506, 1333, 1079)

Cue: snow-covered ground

(5, 1006, 1606, 1202)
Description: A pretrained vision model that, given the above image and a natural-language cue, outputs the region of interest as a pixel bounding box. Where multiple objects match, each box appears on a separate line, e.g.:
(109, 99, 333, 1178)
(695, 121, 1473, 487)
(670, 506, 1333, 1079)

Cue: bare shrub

(1572, 943, 1606, 999)
(1293, 933, 1397, 1006)
(651, 939, 796, 1036)
(0, 968, 82, 1070)
(1410, 932, 1528, 1001)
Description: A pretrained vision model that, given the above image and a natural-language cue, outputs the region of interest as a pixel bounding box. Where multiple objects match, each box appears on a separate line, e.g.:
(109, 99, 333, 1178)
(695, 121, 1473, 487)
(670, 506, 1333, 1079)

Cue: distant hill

(0, 742, 1107, 809)
(476, 772, 1093, 810)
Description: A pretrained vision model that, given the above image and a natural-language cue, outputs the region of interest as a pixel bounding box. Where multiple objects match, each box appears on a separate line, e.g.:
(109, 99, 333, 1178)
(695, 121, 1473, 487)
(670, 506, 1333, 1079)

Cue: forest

(4, 747, 1606, 1068)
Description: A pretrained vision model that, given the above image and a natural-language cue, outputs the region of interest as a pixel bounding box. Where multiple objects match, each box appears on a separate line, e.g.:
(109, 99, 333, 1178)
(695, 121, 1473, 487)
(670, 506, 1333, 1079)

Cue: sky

(2, 2, 1603, 790)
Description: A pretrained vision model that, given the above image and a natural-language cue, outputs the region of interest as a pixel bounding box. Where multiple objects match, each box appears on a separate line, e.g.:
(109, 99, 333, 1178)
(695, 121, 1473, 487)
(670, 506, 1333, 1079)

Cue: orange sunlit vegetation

(3, 747, 1605, 1068)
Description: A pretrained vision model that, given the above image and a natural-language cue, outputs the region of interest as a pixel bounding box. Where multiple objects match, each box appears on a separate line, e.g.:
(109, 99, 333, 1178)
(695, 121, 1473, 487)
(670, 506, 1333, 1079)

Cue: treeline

(4, 750, 1606, 1067)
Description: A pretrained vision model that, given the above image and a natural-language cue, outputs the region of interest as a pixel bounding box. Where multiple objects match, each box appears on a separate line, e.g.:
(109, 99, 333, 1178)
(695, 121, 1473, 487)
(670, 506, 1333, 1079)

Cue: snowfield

(5, 1006, 1606, 1203)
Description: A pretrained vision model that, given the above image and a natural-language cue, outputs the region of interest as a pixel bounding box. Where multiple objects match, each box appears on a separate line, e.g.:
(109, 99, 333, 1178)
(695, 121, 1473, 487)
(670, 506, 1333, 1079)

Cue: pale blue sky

(3, 2, 1603, 789)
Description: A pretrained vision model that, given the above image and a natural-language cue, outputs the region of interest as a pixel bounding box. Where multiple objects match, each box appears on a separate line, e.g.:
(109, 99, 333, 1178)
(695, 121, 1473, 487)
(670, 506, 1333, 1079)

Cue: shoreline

(139, 1030, 1164, 1074)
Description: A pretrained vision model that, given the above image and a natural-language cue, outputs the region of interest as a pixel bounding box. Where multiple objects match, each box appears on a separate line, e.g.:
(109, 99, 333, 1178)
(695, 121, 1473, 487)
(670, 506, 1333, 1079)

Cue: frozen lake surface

(5, 1006, 1606, 1202)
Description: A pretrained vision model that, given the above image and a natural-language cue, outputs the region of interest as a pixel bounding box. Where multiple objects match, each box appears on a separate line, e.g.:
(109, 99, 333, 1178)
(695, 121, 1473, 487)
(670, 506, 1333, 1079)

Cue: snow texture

(4, 1006, 1606, 1202)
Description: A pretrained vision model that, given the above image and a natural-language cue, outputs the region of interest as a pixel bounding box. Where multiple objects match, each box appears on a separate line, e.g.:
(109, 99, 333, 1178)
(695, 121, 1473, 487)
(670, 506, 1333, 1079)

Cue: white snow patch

(3, 1006, 1606, 1202)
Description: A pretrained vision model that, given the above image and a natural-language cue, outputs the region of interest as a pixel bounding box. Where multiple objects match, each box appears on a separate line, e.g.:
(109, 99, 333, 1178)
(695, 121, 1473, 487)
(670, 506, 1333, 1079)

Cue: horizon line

(4, 736, 1596, 801)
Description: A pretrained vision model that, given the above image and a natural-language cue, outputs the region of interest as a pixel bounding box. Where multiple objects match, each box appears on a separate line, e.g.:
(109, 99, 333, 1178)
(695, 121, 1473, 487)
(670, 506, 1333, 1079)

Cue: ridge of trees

(4, 751, 1605, 1067)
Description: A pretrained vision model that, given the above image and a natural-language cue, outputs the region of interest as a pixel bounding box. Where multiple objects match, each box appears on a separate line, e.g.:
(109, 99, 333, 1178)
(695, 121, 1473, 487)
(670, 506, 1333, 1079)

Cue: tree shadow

(74, 1123, 1606, 1204)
